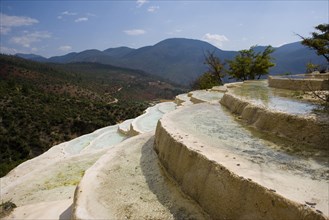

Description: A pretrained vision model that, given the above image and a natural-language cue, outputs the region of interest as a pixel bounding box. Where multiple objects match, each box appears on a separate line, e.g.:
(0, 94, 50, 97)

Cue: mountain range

(16, 38, 327, 85)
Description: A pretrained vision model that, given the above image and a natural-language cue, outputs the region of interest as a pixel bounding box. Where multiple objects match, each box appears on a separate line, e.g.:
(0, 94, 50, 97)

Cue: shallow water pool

(230, 80, 320, 114)
(172, 103, 329, 180)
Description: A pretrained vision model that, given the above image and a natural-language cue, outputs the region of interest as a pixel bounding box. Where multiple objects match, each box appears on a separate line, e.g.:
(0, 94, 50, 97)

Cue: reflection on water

(230, 80, 319, 114)
(191, 90, 224, 102)
(173, 104, 329, 180)
(64, 125, 127, 154)
(274, 73, 329, 79)
(135, 102, 176, 132)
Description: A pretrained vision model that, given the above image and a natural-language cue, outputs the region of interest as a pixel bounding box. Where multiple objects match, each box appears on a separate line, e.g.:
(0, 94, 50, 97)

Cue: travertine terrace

(1, 79, 328, 220)
(268, 73, 329, 91)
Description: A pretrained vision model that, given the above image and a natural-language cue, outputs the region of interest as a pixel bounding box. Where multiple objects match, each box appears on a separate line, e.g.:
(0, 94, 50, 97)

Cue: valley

(0, 54, 184, 177)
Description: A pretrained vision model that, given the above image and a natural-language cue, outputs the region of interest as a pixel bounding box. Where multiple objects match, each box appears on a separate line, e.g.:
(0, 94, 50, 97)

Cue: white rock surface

(73, 132, 209, 220)
(6, 199, 72, 220)
(155, 102, 328, 219)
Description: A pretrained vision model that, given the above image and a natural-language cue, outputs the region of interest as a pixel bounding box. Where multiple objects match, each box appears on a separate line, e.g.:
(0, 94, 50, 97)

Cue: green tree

(306, 62, 320, 73)
(298, 23, 329, 63)
(227, 46, 275, 81)
(192, 51, 225, 89)
(203, 51, 225, 85)
(192, 72, 220, 90)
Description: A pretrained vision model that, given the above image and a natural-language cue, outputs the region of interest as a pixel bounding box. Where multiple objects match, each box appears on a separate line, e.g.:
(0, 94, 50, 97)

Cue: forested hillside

(0, 55, 184, 176)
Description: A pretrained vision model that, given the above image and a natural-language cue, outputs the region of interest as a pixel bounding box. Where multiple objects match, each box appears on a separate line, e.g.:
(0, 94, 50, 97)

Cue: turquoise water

(230, 80, 319, 114)
(64, 125, 126, 154)
(87, 129, 127, 150)
(191, 90, 224, 102)
(134, 102, 176, 133)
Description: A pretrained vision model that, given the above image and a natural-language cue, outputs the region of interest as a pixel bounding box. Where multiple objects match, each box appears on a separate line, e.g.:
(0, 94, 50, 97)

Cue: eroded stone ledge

(154, 119, 327, 220)
(268, 76, 329, 91)
(220, 92, 329, 149)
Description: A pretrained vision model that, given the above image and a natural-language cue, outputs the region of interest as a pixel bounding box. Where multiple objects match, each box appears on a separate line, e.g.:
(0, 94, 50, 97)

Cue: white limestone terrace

(73, 132, 209, 219)
(1, 124, 121, 191)
(1, 101, 177, 219)
(221, 80, 329, 148)
(155, 102, 328, 219)
(65, 125, 126, 155)
(118, 118, 134, 135)
(175, 93, 193, 106)
(80, 126, 127, 153)
(1, 125, 126, 219)
(2, 145, 106, 219)
(2, 80, 328, 219)
(268, 73, 329, 91)
(119, 102, 177, 136)
(229, 80, 321, 115)
(130, 102, 176, 134)
(174, 89, 225, 106)
(188, 90, 225, 103)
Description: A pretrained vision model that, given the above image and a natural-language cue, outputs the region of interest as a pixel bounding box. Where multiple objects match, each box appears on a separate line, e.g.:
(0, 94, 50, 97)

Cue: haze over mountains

(16, 38, 327, 85)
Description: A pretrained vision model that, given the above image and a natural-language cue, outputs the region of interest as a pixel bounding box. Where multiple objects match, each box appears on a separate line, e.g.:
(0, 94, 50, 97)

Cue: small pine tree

(298, 23, 329, 63)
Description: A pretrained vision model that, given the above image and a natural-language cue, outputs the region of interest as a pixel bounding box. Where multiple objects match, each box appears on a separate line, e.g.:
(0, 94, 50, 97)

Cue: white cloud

(203, 33, 229, 48)
(167, 29, 183, 35)
(0, 13, 39, 27)
(136, 0, 148, 7)
(0, 13, 38, 34)
(0, 46, 18, 55)
(75, 17, 88, 22)
(148, 6, 160, 12)
(0, 26, 11, 34)
(275, 42, 288, 47)
(58, 11, 78, 20)
(62, 11, 77, 16)
(86, 12, 96, 17)
(10, 31, 51, 48)
(124, 29, 146, 36)
(58, 45, 72, 51)
(31, 47, 38, 52)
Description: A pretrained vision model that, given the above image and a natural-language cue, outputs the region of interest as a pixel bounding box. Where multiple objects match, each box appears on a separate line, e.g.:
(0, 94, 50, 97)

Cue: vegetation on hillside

(0, 54, 184, 177)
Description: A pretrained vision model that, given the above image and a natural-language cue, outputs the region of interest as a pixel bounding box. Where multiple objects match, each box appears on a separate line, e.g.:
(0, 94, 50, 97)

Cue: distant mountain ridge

(15, 53, 48, 62)
(16, 38, 327, 85)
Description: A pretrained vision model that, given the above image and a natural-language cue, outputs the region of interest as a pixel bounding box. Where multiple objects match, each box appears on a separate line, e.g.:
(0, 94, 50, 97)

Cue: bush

(0, 200, 17, 218)
(192, 72, 220, 90)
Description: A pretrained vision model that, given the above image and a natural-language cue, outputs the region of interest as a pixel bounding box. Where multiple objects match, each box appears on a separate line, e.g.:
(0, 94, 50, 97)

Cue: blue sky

(1, 0, 328, 57)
